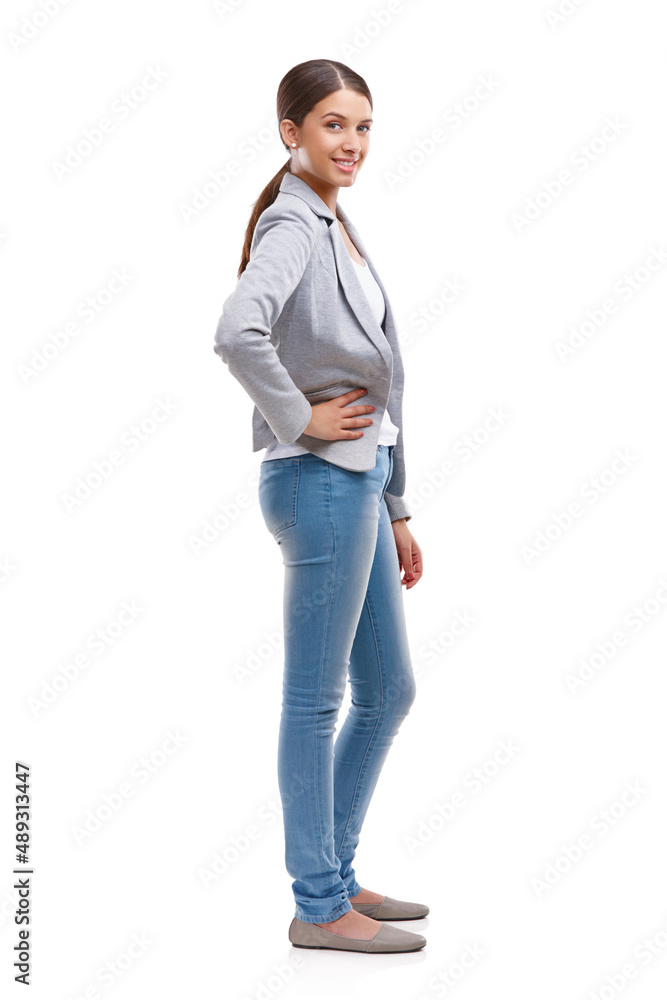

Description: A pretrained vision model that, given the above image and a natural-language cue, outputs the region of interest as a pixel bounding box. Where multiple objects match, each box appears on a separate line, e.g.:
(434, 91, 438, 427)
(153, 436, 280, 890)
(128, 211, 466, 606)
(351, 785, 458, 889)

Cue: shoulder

(252, 192, 319, 249)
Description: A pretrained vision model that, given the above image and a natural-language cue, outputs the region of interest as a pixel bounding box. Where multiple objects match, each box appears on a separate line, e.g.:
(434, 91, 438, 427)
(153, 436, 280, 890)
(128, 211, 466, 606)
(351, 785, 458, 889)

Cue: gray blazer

(213, 171, 411, 522)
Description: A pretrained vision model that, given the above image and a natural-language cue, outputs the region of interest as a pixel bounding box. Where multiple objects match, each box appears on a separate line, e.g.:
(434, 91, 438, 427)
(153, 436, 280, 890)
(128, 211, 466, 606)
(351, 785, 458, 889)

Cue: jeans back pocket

(258, 459, 301, 539)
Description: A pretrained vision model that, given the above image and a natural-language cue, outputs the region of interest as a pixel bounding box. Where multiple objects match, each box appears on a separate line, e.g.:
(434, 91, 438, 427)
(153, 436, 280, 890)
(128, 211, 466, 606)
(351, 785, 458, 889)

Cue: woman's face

(283, 88, 373, 191)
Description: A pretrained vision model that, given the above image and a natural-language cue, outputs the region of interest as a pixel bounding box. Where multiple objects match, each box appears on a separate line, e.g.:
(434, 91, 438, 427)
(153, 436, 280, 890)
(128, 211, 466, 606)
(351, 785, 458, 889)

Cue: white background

(2, 0, 666, 998)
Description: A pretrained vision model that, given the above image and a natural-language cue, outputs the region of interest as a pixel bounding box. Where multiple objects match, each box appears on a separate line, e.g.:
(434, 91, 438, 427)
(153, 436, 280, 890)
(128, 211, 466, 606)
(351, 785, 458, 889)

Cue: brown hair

(237, 59, 372, 277)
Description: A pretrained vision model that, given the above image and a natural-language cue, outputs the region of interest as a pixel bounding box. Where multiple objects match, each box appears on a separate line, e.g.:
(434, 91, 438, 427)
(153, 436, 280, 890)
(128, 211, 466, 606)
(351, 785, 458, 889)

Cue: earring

(291, 143, 296, 147)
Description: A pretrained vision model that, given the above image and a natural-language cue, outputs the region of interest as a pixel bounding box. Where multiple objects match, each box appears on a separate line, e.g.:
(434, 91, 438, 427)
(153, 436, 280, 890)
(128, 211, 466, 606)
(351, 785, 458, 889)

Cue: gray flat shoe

(349, 894, 430, 920)
(288, 916, 426, 953)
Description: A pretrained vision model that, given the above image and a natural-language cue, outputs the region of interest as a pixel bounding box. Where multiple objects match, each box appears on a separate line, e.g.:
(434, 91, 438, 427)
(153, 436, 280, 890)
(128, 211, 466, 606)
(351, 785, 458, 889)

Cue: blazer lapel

(328, 204, 394, 364)
(279, 172, 394, 365)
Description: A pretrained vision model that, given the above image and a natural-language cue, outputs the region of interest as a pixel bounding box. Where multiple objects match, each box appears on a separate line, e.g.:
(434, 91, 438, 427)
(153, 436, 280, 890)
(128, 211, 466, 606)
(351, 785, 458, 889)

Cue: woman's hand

(304, 387, 375, 440)
(391, 519, 422, 589)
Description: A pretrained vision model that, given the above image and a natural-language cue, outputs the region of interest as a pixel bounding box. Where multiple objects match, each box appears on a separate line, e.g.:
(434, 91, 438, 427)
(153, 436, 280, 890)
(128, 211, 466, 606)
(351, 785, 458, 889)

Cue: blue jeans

(258, 444, 417, 923)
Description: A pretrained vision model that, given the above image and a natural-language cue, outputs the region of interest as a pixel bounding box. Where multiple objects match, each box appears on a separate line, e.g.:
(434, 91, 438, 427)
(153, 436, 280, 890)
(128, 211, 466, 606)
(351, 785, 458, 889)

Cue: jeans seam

(381, 448, 394, 499)
(314, 459, 337, 900)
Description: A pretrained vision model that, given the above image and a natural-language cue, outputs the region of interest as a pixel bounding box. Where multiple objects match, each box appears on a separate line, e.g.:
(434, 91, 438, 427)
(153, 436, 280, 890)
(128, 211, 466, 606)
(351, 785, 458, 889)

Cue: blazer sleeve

(213, 200, 317, 445)
(384, 492, 412, 523)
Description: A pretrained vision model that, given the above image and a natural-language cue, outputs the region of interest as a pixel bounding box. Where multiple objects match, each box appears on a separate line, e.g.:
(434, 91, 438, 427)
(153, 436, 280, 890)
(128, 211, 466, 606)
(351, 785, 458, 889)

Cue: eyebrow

(320, 112, 373, 123)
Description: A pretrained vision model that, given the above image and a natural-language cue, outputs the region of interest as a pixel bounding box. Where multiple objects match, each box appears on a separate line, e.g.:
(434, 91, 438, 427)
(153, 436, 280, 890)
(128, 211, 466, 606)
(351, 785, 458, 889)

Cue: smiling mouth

(332, 158, 358, 169)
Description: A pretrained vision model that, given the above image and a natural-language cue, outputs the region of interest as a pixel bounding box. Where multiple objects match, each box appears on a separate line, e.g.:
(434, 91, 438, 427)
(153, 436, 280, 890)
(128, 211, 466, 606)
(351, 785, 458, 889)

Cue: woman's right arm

(213, 201, 317, 445)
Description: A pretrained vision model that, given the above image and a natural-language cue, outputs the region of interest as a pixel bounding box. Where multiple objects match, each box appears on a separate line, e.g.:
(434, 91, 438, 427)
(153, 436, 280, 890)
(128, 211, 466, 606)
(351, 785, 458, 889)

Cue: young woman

(214, 59, 427, 954)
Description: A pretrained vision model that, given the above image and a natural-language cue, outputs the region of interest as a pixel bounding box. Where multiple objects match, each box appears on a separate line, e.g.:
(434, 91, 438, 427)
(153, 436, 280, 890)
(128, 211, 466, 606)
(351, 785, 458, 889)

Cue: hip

(258, 445, 394, 543)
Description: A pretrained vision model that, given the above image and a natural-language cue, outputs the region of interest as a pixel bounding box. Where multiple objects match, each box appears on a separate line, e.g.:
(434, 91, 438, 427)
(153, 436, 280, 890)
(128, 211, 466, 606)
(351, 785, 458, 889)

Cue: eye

(326, 122, 372, 133)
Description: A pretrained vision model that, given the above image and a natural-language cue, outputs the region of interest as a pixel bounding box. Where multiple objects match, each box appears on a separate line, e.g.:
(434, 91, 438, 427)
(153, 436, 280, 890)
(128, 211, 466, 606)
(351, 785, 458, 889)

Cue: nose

(342, 133, 360, 154)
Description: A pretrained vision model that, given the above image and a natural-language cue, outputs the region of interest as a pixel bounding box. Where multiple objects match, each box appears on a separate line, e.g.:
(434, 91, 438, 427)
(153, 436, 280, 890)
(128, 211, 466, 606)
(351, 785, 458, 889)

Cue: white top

(263, 256, 399, 461)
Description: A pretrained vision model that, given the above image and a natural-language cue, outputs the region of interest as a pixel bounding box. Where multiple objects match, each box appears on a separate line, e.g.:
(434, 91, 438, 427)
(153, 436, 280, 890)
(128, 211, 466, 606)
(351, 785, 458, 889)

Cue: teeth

(334, 159, 355, 164)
